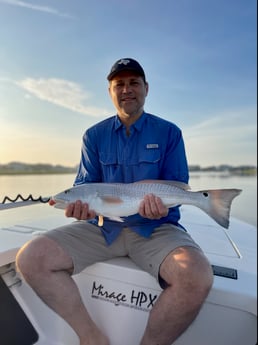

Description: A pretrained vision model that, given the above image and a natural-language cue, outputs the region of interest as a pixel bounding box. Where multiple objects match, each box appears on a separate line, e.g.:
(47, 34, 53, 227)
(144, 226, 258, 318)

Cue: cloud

(0, 0, 73, 18)
(184, 108, 256, 137)
(185, 109, 256, 139)
(183, 108, 257, 166)
(16, 77, 110, 117)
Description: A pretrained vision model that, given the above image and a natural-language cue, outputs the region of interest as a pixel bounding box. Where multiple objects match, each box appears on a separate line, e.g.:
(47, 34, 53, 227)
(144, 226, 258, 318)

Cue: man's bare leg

(16, 236, 109, 345)
(140, 247, 213, 345)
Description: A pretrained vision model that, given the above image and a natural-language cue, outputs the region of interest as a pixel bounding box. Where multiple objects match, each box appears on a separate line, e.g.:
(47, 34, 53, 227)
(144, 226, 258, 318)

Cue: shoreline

(0, 171, 256, 177)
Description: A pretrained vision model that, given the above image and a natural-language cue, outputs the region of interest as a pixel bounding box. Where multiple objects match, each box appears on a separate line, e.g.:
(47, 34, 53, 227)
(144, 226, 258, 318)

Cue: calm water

(0, 173, 257, 227)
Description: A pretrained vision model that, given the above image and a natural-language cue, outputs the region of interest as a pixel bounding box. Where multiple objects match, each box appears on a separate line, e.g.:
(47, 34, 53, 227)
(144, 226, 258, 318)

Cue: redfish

(52, 180, 242, 228)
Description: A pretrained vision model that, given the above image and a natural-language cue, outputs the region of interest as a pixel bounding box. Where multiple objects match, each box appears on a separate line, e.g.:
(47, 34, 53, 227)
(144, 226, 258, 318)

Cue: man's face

(109, 71, 148, 118)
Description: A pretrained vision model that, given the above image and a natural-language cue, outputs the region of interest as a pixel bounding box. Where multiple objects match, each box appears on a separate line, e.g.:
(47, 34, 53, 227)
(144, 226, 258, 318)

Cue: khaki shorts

(45, 221, 201, 288)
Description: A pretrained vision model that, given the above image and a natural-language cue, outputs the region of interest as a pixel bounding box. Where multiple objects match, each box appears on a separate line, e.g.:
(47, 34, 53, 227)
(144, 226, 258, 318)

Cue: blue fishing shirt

(74, 112, 189, 244)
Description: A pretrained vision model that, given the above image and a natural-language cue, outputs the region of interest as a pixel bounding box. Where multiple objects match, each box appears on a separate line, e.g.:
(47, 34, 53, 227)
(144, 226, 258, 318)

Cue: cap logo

(118, 59, 131, 65)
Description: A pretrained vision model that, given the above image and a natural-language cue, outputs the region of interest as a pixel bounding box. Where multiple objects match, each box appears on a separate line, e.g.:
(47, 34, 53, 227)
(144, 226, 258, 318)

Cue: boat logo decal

(91, 280, 158, 312)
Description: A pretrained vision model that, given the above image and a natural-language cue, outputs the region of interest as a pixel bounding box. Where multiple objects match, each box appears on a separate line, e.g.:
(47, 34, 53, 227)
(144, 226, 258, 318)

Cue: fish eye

(202, 192, 209, 197)
(64, 189, 70, 194)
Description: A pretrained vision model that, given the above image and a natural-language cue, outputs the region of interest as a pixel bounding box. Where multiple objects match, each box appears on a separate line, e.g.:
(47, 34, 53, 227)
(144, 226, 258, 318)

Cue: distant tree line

(0, 162, 256, 176)
(0, 162, 78, 175)
(189, 164, 256, 175)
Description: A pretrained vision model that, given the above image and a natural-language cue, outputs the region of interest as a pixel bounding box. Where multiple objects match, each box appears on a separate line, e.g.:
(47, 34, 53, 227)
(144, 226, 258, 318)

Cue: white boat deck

(0, 205, 257, 345)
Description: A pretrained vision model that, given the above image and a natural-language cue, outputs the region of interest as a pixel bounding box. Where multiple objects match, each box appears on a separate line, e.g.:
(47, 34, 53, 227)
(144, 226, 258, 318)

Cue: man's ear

(145, 82, 149, 96)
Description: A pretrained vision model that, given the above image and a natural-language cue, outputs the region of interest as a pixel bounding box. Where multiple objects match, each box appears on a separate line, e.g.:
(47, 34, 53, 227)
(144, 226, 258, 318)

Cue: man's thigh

(125, 224, 202, 287)
(45, 221, 127, 274)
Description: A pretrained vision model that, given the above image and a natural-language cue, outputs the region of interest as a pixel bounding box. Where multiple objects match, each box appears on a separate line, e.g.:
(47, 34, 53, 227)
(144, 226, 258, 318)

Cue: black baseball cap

(107, 58, 146, 82)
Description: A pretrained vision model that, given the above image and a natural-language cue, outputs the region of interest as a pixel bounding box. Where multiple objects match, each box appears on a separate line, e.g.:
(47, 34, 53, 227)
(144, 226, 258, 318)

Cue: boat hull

(0, 205, 257, 344)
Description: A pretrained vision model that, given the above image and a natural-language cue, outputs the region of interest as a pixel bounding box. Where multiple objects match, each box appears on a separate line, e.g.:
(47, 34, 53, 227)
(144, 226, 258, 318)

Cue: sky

(0, 0, 257, 168)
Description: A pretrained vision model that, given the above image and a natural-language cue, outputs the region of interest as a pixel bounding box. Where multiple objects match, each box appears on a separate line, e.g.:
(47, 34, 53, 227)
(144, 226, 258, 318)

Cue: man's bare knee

(16, 236, 73, 279)
(160, 247, 213, 300)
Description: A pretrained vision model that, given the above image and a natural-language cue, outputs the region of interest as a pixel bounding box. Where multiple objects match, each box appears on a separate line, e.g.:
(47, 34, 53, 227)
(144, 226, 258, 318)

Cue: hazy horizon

(1, 160, 256, 170)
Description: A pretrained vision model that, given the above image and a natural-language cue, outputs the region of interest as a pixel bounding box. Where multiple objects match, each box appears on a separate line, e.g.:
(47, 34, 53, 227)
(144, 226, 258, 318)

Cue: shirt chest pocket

(99, 152, 117, 166)
(99, 152, 119, 181)
(134, 149, 161, 165)
(99, 149, 161, 181)
(126, 148, 162, 179)
(99, 149, 161, 165)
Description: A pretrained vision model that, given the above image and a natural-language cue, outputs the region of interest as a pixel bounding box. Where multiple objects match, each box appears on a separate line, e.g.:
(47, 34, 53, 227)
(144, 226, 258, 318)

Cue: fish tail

(198, 189, 242, 228)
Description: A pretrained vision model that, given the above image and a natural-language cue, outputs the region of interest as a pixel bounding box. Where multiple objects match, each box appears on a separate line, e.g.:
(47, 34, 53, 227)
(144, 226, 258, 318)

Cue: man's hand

(139, 194, 168, 219)
(49, 199, 96, 220)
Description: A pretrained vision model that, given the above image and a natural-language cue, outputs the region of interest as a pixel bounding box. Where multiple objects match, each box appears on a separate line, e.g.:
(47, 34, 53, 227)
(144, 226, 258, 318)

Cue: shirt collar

(114, 116, 123, 131)
(114, 112, 147, 132)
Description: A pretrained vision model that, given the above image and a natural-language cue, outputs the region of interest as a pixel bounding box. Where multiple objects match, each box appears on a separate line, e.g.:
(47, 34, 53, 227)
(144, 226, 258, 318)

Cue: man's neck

(118, 110, 143, 130)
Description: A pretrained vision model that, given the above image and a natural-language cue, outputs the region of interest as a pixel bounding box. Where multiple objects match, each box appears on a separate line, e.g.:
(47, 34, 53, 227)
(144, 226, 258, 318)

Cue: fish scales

(85, 182, 186, 198)
(52, 180, 242, 229)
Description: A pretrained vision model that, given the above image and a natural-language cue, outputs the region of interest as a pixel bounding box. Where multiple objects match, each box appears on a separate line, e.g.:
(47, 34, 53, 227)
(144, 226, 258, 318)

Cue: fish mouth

(52, 197, 69, 209)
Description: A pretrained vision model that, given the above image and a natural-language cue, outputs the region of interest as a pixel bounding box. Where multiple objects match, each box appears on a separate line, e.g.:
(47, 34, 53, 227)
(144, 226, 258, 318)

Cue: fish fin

(135, 179, 191, 190)
(100, 196, 124, 203)
(198, 189, 242, 228)
(97, 214, 124, 225)
(53, 202, 67, 210)
(98, 215, 104, 226)
(107, 216, 124, 222)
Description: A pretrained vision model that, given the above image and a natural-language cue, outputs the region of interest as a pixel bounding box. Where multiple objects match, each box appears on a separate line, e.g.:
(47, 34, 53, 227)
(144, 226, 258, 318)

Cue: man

(16, 58, 213, 345)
